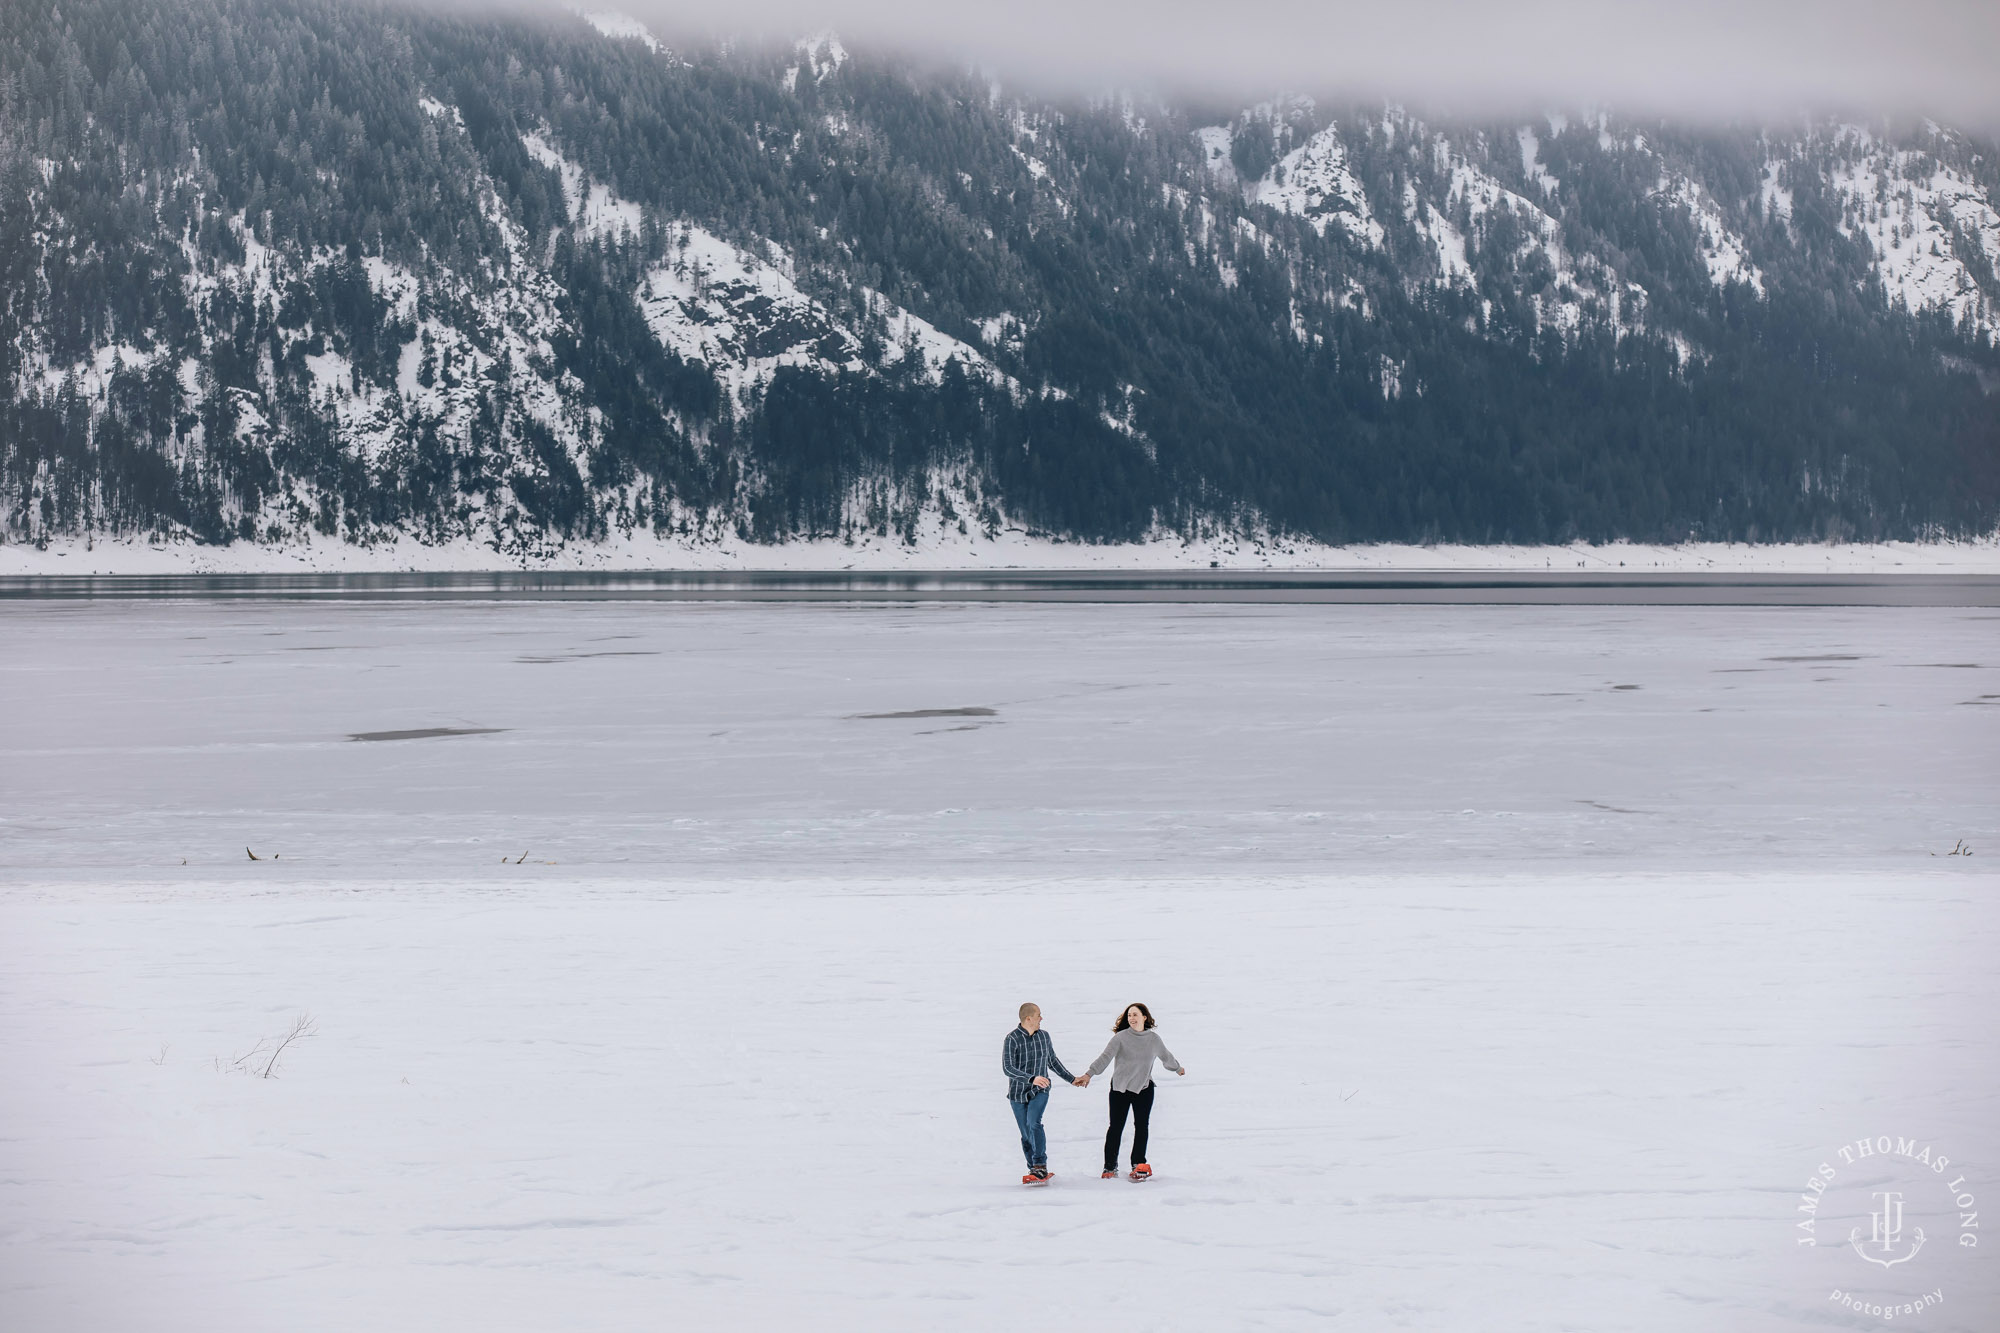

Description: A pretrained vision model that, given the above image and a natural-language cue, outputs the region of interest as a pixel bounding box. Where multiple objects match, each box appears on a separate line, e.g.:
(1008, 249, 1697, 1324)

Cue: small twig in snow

(228, 1038, 270, 1073)
(258, 1013, 317, 1079)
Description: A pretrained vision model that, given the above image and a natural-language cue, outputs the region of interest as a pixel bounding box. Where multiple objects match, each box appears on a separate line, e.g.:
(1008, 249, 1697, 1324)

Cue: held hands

(1031, 1075, 1050, 1089)
(1074, 1074, 1091, 1087)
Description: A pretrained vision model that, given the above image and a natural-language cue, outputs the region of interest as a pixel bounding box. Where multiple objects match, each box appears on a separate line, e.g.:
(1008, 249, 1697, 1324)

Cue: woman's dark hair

(1113, 1002, 1155, 1032)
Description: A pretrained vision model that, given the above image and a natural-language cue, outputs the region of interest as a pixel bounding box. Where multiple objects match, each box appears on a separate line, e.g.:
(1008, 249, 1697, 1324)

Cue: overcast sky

(589, 0, 2000, 125)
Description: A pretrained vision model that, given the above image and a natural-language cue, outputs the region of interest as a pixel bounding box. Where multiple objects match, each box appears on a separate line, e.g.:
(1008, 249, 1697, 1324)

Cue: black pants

(1104, 1083, 1155, 1171)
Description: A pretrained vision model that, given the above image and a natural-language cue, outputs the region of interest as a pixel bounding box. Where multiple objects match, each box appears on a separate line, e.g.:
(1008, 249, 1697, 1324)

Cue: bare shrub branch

(222, 1013, 317, 1078)
(259, 1013, 317, 1079)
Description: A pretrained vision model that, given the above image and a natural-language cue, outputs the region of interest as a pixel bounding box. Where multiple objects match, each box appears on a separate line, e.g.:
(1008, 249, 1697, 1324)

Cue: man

(1002, 1002, 1079, 1185)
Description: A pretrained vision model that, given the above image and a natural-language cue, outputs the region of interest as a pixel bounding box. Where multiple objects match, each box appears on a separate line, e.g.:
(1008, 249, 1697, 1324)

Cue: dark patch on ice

(853, 707, 997, 719)
(918, 724, 986, 734)
(1764, 654, 1863, 662)
(1712, 668, 1764, 673)
(516, 651, 661, 663)
(348, 727, 507, 742)
(1578, 800, 1648, 814)
(1909, 663, 1981, 669)
(1960, 696, 2000, 705)
(1611, 684, 1641, 690)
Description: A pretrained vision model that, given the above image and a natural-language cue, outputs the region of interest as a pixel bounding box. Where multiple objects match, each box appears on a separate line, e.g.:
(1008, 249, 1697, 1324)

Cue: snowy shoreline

(5, 529, 2000, 575)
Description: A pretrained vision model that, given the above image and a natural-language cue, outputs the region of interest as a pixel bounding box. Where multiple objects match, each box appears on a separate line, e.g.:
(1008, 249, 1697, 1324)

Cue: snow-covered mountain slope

(1246, 122, 1383, 245)
(635, 221, 1006, 405)
(1406, 126, 1571, 294)
(1814, 125, 2000, 333)
(638, 223, 864, 401)
(4, 0, 1998, 560)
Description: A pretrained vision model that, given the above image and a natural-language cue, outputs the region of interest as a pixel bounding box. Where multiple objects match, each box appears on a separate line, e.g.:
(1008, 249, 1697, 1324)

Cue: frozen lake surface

(2, 598, 1997, 1329)
(1, 597, 1996, 878)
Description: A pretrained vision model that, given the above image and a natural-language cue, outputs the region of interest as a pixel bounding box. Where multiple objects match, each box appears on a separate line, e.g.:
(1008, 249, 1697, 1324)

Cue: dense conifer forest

(2, 0, 1997, 551)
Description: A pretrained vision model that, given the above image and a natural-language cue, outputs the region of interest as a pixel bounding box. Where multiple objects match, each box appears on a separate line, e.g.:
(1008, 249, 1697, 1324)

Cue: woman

(1077, 1002, 1185, 1180)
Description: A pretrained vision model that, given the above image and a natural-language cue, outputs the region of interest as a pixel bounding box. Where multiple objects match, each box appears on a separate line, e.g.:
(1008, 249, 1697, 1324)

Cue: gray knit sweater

(1086, 1027, 1183, 1093)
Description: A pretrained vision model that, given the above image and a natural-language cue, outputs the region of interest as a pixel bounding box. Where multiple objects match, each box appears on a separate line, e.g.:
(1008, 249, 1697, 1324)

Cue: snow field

(2, 596, 1996, 1330)
(3, 869, 1996, 1331)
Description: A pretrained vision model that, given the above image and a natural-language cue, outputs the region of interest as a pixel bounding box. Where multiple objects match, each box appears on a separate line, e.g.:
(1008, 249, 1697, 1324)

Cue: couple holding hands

(1002, 1000, 1185, 1186)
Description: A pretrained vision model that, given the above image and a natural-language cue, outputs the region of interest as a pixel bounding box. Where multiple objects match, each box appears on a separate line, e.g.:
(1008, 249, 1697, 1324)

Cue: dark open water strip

(2, 571, 1998, 605)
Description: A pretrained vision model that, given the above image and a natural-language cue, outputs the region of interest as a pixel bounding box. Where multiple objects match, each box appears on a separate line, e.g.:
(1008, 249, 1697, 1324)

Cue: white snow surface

(1193, 125, 1234, 181)
(579, 183, 644, 241)
(638, 226, 866, 402)
(575, 9, 663, 53)
(2, 600, 1997, 1330)
(1517, 126, 1559, 197)
(6, 531, 2000, 575)
(633, 224, 1005, 404)
(1823, 132, 2000, 332)
(1011, 144, 1050, 180)
(871, 292, 1009, 387)
(1659, 177, 1764, 292)
(1381, 117, 1648, 344)
(1248, 124, 1383, 245)
(6, 871, 1995, 1331)
(1408, 143, 1567, 291)
(1761, 157, 1794, 226)
(520, 129, 641, 240)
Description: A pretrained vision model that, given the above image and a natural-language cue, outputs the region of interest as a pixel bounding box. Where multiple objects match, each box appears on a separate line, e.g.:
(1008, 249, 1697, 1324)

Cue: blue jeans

(1010, 1089, 1050, 1167)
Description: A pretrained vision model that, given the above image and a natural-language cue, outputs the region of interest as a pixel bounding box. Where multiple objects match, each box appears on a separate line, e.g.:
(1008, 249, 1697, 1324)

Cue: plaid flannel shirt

(1002, 1025, 1076, 1102)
